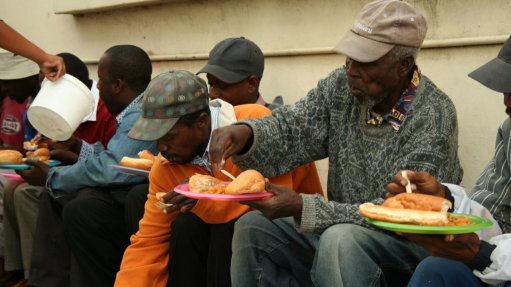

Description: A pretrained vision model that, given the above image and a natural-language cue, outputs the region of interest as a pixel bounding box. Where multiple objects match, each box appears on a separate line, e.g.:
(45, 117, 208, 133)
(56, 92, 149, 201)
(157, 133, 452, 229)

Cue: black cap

(198, 37, 264, 84)
(469, 36, 511, 93)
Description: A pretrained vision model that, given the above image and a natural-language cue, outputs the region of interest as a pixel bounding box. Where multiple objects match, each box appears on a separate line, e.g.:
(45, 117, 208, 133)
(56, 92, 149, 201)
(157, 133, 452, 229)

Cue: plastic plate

(0, 160, 61, 170)
(110, 164, 150, 177)
(365, 214, 493, 234)
(174, 183, 273, 201)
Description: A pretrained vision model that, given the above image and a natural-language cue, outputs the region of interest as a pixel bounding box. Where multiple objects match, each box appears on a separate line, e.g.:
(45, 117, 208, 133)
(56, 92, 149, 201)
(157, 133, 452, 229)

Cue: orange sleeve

(289, 162, 324, 196)
(115, 156, 208, 287)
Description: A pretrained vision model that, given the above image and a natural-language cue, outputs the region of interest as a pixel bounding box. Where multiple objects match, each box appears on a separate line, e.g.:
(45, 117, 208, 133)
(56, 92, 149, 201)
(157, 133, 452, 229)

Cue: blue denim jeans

(231, 211, 429, 287)
(407, 256, 511, 287)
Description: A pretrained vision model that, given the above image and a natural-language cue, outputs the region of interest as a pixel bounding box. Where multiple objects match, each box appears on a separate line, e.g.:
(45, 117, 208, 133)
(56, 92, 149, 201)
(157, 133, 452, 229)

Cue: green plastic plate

(0, 160, 61, 170)
(366, 214, 493, 234)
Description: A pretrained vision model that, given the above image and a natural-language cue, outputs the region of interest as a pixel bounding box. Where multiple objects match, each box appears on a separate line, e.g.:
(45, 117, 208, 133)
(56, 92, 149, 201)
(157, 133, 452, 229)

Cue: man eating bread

(208, 1, 463, 286)
(114, 70, 323, 287)
(388, 35, 511, 287)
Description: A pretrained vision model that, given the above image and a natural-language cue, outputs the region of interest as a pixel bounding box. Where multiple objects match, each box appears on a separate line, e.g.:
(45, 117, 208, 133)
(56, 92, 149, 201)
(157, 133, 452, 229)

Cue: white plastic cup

(27, 74, 94, 141)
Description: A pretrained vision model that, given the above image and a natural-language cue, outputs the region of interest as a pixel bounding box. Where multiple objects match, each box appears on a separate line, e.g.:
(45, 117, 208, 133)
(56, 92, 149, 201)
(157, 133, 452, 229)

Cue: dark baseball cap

(468, 36, 511, 93)
(197, 37, 264, 84)
(128, 70, 209, 141)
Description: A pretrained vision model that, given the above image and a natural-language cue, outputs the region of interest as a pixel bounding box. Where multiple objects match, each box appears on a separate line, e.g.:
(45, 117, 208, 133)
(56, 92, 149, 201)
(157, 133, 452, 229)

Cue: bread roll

(383, 193, 452, 213)
(189, 174, 223, 193)
(26, 147, 51, 162)
(225, 169, 265, 194)
(0, 150, 23, 164)
(120, 157, 153, 171)
(138, 150, 155, 162)
(359, 202, 449, 226)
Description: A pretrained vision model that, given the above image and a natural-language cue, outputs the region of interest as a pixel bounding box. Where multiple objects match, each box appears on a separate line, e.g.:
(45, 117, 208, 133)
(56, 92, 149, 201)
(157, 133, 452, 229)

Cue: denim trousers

(231, 211, 429, 287)
(408, 256, 511, 287)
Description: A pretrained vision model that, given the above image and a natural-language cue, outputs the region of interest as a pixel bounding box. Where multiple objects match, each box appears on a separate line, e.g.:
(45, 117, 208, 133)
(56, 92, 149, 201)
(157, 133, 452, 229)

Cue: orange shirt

(115, 104, 323, 287)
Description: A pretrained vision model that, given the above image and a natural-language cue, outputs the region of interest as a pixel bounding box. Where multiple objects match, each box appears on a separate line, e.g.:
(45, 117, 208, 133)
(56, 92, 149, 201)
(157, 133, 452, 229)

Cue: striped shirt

(472, 118, 511, 233)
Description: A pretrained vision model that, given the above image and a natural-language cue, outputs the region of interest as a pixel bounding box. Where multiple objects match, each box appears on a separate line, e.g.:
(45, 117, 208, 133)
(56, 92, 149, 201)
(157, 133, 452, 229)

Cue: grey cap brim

(197, 64, 246, 84)
(128, 117, 179, 141)
(333, 30, 394, 63)
(468, 57, 511, 93)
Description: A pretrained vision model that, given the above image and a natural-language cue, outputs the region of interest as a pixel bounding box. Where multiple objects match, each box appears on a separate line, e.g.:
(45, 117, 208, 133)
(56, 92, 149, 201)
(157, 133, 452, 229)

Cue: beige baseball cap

(0, 49, 39, 80)
(333, 0, 427, 63)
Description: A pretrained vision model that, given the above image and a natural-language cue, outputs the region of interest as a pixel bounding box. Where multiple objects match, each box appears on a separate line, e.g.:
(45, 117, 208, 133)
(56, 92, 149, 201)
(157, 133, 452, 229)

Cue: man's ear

(246, 76, 260, 94)
(113, 79, 124, 94)
(398, 56, 415, 77)
(195, 112, 209, 128)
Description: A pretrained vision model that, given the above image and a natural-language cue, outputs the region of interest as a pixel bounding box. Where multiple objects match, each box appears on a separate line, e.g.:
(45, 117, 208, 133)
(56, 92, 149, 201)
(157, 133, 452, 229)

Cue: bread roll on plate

(189, 174, 223, 193)
(225, 169, 265, 194)
(359, 193, 452, 226)
(120, 157, 153, 171)
(26, 147, 50, 162)
(0, 150, 23, 164)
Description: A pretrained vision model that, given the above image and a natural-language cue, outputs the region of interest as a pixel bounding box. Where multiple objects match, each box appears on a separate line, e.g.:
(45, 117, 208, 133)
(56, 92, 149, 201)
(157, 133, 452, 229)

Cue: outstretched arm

(0, 20, 65, 81)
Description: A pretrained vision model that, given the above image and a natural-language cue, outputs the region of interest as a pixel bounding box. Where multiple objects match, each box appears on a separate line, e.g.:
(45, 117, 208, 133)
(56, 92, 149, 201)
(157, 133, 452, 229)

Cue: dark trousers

(28, 190, 73, 287)
(168, 212, 237, 287)
(124, 183, 149, 235)
(29, 184, 146, 287)
(63, 186, 132, 287)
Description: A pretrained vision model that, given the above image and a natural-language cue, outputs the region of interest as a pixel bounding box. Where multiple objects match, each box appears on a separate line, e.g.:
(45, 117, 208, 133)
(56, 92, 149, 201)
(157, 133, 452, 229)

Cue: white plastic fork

(155, 201, 173, 210)
(221, 169, 236, 180)
(402, 171, 412, 193)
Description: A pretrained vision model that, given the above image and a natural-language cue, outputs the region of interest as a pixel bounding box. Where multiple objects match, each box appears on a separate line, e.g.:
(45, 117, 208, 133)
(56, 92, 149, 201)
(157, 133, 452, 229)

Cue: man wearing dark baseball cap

(402, 36, 511, 287)
(207, 1, 463, 286)
(197, 37, 283, 109)
(116, 71, 323, 287)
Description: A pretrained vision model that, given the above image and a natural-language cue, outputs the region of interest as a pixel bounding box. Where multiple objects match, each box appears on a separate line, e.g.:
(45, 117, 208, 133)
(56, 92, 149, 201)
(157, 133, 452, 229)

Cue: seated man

(2, 52, 117, 286)
(0, 50, 39, 286)
(18, 45, 157, 287)
(198, 36, 282, 110)
(389, 35, 511, 287)
(156, 36, 323, 287)
(208, 1, 463, 286)
(114, 70, 323, 287)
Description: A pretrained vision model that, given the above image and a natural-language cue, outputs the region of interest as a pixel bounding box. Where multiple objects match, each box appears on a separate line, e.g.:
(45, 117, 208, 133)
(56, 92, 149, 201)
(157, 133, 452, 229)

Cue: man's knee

(125, 184, 148, 207)
(320, 224, 361, 246)
(234, 211, 266, 231)
(171, 212, 205, 238)
(12, 185, 42, 205)
(62, 197, 94, 227)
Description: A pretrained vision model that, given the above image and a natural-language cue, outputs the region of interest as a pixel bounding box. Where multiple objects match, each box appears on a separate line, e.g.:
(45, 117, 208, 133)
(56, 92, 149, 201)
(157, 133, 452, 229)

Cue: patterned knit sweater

(234, 67, 463, 234)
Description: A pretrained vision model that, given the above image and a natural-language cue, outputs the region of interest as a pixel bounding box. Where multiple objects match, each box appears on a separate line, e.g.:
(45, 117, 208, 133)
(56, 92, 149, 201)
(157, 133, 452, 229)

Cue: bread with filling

(225, 169, 265, 194)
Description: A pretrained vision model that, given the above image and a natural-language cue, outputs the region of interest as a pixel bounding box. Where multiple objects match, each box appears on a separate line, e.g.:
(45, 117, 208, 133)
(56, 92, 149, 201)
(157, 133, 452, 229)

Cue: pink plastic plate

(174, 183, 273, 201)
(0, 172, 23, 182)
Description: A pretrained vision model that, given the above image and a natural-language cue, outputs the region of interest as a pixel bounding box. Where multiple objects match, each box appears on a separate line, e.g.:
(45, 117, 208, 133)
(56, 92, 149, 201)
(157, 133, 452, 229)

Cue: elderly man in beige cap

(208, 1, 463, 286)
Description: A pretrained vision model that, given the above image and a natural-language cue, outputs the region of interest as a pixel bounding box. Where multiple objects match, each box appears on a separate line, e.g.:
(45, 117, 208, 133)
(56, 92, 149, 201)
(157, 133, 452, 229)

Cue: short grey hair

(389, 45, 420, 62)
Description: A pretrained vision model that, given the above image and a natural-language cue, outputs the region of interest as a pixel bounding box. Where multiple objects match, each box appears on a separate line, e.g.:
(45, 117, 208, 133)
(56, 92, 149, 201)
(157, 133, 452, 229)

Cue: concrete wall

(1, 0, 510, 192)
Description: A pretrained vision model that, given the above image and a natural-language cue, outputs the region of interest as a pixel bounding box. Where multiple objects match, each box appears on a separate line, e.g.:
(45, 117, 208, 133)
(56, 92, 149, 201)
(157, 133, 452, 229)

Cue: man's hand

(45, 136, 82, 154)
(401, 233, 481, 263)
(158, 190, 197, 214)
(209, 124, 253, 170)
(50, 149, 78, 165)
(15, 160, 50, 186)
(386, 170, 445, 199)
(39, 54, 66, 82)
(241, 181, 303, 219)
